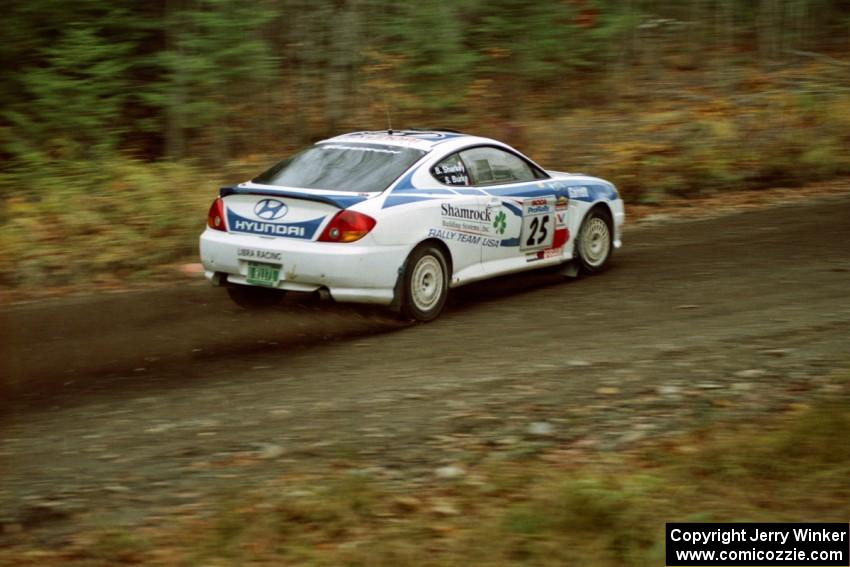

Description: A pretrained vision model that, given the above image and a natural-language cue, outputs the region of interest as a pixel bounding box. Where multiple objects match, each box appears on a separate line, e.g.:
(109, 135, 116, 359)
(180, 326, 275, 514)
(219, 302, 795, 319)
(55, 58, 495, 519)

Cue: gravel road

(2, 193, 849, 545)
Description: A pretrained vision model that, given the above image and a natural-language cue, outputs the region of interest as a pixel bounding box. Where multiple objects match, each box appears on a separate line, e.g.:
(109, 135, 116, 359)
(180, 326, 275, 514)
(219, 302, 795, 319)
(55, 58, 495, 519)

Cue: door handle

(486, 198, 501, 209)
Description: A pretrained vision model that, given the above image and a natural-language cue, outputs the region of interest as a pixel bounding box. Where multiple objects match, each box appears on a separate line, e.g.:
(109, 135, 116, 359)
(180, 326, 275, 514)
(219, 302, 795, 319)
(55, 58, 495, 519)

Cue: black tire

(400, 244, 449, 322)
(226, 284, 284, 309)
(576, 207, 613, 274)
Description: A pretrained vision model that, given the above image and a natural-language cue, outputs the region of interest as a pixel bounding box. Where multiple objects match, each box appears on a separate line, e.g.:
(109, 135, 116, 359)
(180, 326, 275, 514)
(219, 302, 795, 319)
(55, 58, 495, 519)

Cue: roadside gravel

(2, 192, 849, 546)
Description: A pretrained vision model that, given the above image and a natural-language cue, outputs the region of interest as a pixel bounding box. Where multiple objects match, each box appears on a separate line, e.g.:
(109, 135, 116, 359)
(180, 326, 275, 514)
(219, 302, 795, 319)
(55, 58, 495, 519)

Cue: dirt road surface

(2, 194, 849, 545)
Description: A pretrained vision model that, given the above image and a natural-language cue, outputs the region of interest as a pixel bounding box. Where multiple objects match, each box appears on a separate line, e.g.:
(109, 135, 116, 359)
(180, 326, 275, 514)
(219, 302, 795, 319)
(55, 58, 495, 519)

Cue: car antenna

(385, 102, 393, 135)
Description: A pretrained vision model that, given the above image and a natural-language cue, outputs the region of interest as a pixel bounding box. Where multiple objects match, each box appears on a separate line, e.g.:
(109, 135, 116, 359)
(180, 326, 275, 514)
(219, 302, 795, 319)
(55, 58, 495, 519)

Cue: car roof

(322, 130, 488, 152)
(320, 129, 551, 177)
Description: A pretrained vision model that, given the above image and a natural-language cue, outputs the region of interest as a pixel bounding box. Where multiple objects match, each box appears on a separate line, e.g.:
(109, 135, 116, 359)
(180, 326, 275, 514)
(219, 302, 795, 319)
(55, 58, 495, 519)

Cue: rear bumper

(199, 229, 409, 305)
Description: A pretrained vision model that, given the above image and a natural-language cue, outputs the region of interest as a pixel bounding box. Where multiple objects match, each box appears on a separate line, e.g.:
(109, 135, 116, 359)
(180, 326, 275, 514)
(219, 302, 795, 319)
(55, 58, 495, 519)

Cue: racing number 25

(526, 215, 549, 247)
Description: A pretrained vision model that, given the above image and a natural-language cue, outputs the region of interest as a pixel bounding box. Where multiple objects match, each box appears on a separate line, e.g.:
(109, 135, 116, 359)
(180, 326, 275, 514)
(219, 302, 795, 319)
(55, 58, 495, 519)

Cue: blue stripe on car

(382, 195, 438, 209)
(482, 182, 617, 202)
(393, 187, 458, 195)
(501, 201, 522, 216)
(389, 170, 417, 192)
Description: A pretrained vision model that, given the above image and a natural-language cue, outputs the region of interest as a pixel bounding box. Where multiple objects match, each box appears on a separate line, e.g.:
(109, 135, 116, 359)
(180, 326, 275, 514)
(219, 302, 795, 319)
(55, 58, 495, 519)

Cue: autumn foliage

(1, 1, 849, 290)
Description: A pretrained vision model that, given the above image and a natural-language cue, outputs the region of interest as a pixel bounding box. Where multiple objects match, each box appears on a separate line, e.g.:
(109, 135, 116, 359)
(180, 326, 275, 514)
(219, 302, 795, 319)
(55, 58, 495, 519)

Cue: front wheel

(400, 244, 449, 322)
(576, 208, 613, 273)
(226, 284, 284, 309)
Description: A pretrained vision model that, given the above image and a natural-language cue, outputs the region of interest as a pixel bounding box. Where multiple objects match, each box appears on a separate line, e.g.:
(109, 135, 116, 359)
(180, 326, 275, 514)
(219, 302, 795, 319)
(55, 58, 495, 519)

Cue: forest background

(1, 0, 849, 292)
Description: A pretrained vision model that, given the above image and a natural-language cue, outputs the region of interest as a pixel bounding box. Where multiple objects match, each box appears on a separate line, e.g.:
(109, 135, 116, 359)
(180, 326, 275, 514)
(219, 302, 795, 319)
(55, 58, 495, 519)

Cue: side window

(460, 147, 537, 185)
(431, 153, 470, 186)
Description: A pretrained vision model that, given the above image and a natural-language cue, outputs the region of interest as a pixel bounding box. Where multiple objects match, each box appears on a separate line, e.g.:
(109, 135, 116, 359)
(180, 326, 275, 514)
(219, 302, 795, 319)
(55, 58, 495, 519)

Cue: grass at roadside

(4, 373, 848, 566)
(0, 159, 221, 295)
(2, 62, 849, 297)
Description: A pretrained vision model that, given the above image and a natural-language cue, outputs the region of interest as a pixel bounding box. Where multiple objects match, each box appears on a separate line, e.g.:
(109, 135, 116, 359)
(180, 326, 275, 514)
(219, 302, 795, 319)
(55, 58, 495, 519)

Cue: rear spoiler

(219, 185, 369, 209)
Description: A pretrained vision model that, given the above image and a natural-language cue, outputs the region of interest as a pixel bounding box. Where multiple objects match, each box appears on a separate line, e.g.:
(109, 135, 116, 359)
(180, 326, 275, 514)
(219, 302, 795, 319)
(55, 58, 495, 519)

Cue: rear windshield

(253, 142, 426, 193)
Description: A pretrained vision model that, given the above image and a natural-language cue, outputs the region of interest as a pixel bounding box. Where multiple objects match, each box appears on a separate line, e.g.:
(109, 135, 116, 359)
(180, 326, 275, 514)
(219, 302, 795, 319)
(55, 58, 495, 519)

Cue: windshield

(252, 142, 426, 193)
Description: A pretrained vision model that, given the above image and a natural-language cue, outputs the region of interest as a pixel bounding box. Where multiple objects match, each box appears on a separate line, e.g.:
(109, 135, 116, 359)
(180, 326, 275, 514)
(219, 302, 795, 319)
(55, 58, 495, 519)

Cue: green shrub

(0, 158, 218, 289)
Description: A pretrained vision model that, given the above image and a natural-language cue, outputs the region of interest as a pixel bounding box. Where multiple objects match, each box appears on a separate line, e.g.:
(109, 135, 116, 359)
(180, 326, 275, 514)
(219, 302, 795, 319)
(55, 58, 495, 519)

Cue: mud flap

(558, 260, 580, 278)
(389, 261, 408, 313)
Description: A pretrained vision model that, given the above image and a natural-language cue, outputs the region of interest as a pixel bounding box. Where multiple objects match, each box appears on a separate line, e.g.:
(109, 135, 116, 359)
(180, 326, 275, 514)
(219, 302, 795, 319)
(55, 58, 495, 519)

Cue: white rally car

(200, 130, 624, 321)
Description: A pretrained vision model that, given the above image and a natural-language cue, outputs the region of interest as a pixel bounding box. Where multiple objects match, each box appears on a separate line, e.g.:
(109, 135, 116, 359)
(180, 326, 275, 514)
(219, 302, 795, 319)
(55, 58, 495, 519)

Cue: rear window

(253, 143, 426, 193)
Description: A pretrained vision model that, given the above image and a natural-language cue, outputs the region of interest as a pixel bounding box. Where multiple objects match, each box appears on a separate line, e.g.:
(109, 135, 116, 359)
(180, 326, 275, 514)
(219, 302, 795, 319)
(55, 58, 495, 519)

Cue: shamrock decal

(493, 210, 507, 235)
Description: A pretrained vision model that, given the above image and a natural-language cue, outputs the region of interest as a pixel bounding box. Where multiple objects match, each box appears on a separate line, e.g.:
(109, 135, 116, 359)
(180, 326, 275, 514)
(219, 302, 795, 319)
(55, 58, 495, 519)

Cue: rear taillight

(318, 210, 376, 243)
(207, 198, 226, 231)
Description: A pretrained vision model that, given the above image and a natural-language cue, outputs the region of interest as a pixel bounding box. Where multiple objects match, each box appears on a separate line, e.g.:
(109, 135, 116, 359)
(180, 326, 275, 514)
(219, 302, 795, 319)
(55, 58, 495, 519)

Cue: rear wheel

(400, 244, 449, 322)
(226, 284, 284, 309)
(576, 208, 613, 273)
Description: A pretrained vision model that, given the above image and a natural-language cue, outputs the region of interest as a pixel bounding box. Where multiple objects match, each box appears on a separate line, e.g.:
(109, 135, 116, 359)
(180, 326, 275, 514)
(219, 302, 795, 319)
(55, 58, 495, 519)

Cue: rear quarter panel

(360, 194, 485, 285)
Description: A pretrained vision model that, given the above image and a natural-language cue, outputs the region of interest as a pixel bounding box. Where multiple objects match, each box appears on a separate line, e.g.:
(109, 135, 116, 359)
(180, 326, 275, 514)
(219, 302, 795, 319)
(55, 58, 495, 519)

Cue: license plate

(246, 262, 280, 287)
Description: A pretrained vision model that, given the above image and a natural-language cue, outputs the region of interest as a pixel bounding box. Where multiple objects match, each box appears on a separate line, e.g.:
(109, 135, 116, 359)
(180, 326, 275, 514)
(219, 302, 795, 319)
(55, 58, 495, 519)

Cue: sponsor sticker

(237, 248, 283, 262)
(525, 246, 564, 263)
(568, 186, 589, 199)
(555, 195, 569, 210)
(341, 133, 431, 150)
(440, 202, 494, 235)
(523, 197, 553, 216)
(320, 144, 401, 155)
